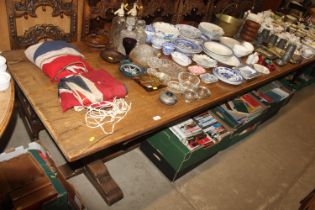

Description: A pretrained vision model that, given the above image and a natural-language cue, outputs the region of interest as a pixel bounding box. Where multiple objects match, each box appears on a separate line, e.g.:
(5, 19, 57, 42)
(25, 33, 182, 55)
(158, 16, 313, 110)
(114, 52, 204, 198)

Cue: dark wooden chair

(5, 0, 78, 141)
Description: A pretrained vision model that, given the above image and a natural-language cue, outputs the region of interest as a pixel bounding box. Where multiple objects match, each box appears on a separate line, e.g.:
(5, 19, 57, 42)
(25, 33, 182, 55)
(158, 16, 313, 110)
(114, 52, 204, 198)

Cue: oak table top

(4, 43, 314, 162)
(0, 79, 14, 137)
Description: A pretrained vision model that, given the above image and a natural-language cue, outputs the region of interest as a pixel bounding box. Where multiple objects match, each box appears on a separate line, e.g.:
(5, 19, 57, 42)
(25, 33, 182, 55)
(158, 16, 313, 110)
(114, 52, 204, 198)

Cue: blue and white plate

(176, 24, 202, 39)
(213, 67, 243, 85)
(173, 38, 203, 54)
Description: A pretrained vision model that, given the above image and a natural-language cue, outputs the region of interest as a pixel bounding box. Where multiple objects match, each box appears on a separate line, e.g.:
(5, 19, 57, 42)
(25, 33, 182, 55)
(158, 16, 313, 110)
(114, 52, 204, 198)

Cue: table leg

(84, 160, 123, 205)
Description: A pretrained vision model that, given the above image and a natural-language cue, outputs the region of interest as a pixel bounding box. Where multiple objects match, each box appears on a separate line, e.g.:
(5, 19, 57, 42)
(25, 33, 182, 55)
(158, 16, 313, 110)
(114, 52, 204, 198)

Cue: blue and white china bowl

(151, 35, 166, 49)
(162, 42, 176, 55)
(173, 38, 203, 54)
(213, 66, 243, 85)
(171, 51, 192, 66)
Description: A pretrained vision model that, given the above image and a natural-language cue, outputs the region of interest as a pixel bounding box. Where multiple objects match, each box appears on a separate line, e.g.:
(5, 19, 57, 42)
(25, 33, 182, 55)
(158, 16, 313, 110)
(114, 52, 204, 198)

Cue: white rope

(75, 98, 131, 135)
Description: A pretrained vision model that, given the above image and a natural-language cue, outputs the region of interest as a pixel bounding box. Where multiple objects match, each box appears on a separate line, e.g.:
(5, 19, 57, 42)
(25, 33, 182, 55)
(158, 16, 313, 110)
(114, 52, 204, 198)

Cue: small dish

(237, 65, 259, 80)
(167, 81, 184, 94)
(120, 63, 145, 77)
(178, 72, 200, 90)
(196, 86, 211, 99)
(100, 48, 125, 63)
(171, 51, 192, 66)
(192, 54, 217, 68)
(253, 63, 270, 74)
(188, 65, 206, 75)
(199, 73, 218, 84)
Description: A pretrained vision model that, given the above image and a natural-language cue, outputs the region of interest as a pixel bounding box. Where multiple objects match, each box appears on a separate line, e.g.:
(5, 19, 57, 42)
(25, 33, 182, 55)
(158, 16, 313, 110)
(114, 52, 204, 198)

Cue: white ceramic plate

(192, 54, 217, 68)
(219, 37, 240, 49)
(203, 41, 233, 56)
(203, 48, 241, 67)
(213, 67, 243, 85)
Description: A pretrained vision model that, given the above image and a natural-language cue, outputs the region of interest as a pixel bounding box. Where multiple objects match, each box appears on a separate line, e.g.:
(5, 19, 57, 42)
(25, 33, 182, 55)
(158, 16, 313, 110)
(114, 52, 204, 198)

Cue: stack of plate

(198, 22, 224, 40)
(153, 22, 180, 39)
(202, 41, 240, 67)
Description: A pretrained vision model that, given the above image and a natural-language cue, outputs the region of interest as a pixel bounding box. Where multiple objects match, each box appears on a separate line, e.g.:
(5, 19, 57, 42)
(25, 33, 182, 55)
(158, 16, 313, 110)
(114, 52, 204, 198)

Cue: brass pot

(215, 14, 242, 37)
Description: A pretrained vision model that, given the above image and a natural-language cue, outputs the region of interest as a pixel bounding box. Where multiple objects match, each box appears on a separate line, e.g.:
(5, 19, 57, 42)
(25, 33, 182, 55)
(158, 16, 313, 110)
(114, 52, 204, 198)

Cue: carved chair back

(5, 0, 78, 49)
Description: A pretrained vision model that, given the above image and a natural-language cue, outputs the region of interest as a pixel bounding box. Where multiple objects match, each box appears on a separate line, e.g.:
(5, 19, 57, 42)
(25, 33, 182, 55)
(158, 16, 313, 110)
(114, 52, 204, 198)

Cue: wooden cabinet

(140, 0, 180, 24)
(176, 0, 212, 26)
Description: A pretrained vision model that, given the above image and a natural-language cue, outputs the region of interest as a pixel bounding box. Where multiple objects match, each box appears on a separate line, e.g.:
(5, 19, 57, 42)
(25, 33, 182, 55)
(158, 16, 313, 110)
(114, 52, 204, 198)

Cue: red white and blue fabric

(24, 40, 128, 112)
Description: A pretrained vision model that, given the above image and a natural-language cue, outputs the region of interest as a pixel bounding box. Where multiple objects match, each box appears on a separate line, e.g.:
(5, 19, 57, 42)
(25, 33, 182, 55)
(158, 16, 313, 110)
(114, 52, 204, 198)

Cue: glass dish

(167, 81, 183, 94)
(178, 72, 200, 91)
(196, 86, 211, 99)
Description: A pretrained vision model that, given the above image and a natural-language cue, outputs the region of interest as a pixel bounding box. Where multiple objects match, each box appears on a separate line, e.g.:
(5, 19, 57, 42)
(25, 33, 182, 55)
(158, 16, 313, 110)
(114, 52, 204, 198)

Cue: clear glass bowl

(178, 72, 200, 91)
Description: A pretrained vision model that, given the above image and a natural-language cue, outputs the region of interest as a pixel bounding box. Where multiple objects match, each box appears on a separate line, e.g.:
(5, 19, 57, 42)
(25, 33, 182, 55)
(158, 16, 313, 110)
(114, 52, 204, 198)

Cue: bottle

(111, 3, 127, 48)
(135, 19, 147, 45)
(117, 16, 137, 55)
(127, 3, 138, 22)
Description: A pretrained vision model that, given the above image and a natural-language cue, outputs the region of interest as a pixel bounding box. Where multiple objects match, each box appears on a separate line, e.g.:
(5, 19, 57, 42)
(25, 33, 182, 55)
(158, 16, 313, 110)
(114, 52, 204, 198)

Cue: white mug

(0, 55, 6, 66)
(0, 64, 7, 72)
(0, 72, 11, 91)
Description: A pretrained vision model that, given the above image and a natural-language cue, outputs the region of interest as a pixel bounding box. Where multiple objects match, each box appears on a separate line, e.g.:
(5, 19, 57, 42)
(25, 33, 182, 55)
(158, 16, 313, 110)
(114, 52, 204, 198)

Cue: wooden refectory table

(4, 42, 314, 204)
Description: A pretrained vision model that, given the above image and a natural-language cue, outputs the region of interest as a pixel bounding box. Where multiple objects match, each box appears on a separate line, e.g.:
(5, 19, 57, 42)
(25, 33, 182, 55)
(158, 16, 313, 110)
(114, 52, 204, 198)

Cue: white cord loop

(75, 98, 131, 135)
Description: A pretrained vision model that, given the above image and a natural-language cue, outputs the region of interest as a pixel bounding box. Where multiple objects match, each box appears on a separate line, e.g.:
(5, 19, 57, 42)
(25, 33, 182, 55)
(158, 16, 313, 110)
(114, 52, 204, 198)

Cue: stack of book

(213, 93, 266, 128)
(170, 111, 229, 151)
(253, 81, 290, 104)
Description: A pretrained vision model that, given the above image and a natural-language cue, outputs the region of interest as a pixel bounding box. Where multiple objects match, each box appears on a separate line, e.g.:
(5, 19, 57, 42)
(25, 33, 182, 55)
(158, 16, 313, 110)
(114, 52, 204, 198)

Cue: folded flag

(58, 69, 128, 112)
(25, 40, 128, 112)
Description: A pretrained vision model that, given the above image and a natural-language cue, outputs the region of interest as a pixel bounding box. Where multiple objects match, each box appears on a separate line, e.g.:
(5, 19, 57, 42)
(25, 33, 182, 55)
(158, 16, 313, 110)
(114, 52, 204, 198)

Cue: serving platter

(213, 66, 243, 85)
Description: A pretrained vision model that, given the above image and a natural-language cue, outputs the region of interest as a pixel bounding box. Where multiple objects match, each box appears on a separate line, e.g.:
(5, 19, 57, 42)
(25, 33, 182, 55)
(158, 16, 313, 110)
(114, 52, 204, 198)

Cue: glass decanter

(117, 16, 137, 55)
(135, 19, 147, 46)
(111, 3, 126, 48)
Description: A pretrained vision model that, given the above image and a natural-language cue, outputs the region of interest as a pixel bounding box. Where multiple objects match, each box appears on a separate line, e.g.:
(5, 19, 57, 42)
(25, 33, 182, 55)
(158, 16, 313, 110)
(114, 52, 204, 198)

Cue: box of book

(211, 93, 267, 133)
(140, 111, 232, 181)
(228, 123, 259, 147)
(252, 80, 294, 123)
(280, 64, 315, 91)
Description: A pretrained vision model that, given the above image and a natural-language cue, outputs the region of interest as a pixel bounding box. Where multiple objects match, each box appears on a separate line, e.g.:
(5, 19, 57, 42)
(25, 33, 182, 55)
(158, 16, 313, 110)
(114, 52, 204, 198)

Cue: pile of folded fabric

(24, 40, 127, 112)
